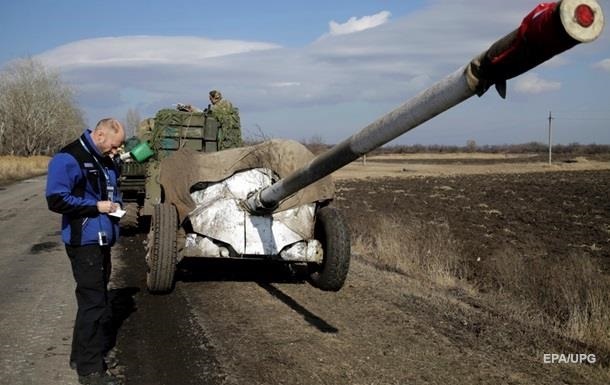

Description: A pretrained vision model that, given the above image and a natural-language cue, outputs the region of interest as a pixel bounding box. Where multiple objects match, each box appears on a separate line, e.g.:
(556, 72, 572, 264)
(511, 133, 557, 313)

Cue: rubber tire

(309, 205, 351, 291)
(146, 203, 178, 293)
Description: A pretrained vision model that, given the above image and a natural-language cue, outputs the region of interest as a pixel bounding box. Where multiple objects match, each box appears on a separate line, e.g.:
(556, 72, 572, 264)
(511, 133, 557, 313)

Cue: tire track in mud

(111, 232, 226, 385)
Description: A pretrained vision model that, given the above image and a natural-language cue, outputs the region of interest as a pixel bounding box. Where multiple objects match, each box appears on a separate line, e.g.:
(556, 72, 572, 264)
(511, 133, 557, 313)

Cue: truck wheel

(309, 206, 351, 291)
(146, 203, 178, 293)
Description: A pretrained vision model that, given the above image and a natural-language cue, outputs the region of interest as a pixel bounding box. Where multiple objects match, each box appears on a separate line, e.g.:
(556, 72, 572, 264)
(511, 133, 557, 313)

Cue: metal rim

(560, 0, 605, 43)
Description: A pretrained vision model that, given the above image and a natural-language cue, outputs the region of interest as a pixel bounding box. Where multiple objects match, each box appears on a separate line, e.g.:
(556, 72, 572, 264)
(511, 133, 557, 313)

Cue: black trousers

(66, 244, 112, 376)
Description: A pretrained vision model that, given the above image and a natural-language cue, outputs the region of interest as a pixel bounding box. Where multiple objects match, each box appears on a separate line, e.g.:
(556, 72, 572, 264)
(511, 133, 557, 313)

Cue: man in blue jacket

(46, 118, 125, 385)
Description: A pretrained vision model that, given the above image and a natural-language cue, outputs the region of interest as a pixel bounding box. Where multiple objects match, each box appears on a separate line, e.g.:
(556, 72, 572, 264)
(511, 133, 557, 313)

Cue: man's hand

(97, 201, 119, 213)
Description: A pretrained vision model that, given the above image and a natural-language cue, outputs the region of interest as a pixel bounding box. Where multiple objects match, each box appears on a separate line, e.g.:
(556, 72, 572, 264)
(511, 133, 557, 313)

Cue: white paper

(109, 208, 126, 218)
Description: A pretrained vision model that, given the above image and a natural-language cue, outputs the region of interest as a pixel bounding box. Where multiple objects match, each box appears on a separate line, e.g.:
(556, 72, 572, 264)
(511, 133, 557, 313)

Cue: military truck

(119, 105, 242, 223)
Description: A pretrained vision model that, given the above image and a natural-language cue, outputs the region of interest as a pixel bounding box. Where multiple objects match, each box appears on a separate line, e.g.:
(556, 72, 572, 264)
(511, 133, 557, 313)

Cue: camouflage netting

(208, 103, 243, 150)
(152, 109, 206, 153)
(148, 108, 242, 154)
(159, 139, 335, 221)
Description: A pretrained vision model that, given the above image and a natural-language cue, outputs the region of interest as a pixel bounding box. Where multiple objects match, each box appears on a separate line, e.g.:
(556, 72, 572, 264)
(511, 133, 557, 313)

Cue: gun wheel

(146, 203, 178, 293)
(309, 205, 351, 291)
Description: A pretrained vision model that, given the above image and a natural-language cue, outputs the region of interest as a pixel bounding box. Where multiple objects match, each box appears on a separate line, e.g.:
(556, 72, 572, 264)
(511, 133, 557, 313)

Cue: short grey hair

(95, 118, 123, 134)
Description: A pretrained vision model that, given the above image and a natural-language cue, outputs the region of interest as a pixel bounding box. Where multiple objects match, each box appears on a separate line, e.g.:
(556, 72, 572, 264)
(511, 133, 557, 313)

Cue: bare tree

(301, 134, 328, 155)
(125, 108, 141, 138)
(0, 57, 84, 155)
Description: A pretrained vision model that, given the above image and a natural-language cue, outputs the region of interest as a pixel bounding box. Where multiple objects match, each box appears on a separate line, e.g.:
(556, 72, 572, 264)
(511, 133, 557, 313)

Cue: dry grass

(0, 155, 49, 184)
(332, 154, 610, 180)
(352, 215, 467, 289)
(487, 249, 610, 350)
(352, 215, 610, 353)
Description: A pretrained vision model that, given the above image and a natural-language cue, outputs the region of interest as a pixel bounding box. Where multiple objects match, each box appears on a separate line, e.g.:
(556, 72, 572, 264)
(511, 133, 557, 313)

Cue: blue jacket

(46, 130, 122, 247)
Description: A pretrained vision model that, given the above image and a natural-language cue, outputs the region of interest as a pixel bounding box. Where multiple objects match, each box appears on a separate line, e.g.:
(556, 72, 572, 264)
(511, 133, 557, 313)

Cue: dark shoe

(104, 350, 118, 369)
(72, 351, 118, 371)
(78, 371, 121, 385)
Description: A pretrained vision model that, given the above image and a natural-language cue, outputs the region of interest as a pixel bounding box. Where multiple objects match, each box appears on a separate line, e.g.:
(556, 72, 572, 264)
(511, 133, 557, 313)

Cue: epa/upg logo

(543, 353, 596, 364)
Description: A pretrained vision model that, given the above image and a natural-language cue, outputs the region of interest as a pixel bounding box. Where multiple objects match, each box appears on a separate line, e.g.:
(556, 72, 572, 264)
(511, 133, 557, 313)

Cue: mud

(30, 241, 61, 254)
(109, 168, 610, 385)
(336, 170, 610, 273)
(111, 232, 225, 385)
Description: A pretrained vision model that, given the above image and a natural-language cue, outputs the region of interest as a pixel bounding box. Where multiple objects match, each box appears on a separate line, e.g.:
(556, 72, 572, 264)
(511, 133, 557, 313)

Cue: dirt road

(0, 176, 79, 384)
(112, 234, 608, 385)
(1, 171, 608, 384)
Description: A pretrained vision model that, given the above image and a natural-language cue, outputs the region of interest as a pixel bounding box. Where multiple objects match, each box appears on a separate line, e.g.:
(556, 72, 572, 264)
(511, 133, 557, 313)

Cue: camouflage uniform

(208, 90, 242, 150)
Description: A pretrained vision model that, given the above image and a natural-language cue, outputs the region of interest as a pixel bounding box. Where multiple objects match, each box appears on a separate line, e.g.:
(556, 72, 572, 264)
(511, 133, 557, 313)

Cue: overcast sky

(1, 0, 609, 145)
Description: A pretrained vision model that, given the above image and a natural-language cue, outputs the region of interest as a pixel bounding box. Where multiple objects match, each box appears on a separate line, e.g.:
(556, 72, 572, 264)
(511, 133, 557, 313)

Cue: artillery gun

(143, 0, 604, 293)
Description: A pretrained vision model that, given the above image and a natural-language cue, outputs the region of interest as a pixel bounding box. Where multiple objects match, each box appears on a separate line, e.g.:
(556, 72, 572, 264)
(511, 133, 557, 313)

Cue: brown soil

(336, 170, 610, 273)
(113, 155, 610, 385)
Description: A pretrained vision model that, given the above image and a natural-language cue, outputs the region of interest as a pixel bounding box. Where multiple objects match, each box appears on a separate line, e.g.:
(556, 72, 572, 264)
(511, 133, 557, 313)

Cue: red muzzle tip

(575, 4, 595, 27)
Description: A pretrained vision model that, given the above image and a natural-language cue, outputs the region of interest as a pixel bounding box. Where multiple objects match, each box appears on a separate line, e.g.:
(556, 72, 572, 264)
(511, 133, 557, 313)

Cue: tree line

(0, 58, 84, 156)
(299, 139, 610, 156)
(374, 142, 610, 155)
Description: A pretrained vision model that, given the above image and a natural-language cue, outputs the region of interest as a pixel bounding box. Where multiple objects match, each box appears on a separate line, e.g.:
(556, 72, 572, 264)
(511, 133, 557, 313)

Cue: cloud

(326, 11, 391, 37)
(593, 58, 610, 72)
(513, 73, 561, 94)
(31, 0, 606, 144)
(270, 82, 301, 88)
(37, 36, 280, 68)
(32, 1, 540, 121)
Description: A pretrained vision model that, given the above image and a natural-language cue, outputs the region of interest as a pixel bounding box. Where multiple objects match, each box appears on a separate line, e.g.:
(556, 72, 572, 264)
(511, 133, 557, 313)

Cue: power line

(548, 111, 554, 165)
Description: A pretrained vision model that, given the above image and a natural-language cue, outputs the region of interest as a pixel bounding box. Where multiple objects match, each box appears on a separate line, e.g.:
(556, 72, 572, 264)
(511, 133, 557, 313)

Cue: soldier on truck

(206, 89, 242, 150)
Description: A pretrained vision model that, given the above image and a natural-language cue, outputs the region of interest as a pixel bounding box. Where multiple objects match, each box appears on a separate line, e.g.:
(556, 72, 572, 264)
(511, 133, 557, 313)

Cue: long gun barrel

(246, 0, 605, 214)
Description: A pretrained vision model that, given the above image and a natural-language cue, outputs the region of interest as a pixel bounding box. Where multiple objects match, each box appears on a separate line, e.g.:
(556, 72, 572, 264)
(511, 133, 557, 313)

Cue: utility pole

(547, 111, 553, 165)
